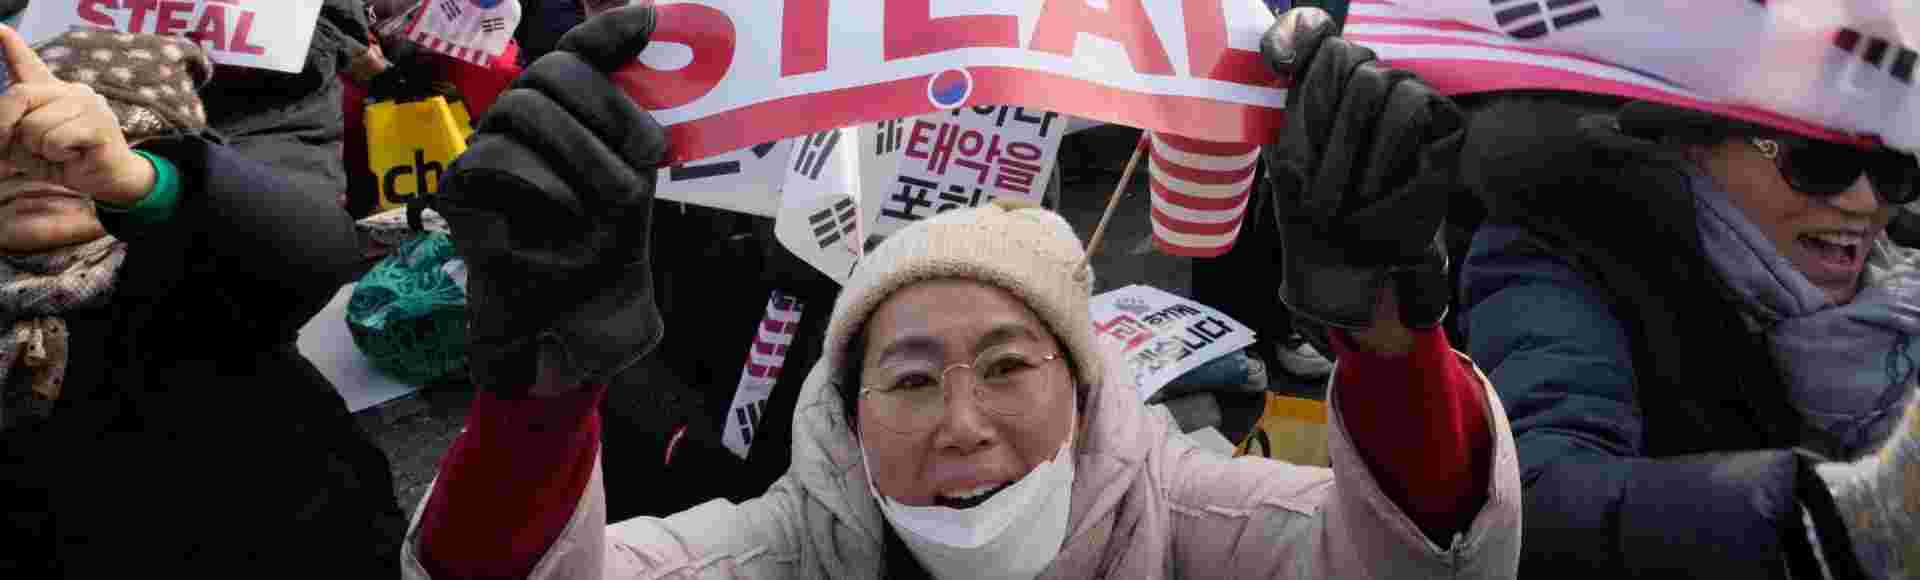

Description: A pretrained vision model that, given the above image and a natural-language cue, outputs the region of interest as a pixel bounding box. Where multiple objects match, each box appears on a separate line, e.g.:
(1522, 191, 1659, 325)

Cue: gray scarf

(1695, 172, 1920, 460)
(0, 235, 126, 430)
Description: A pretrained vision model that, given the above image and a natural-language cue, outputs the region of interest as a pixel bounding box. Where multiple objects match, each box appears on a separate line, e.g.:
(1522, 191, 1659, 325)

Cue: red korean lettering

(782, 0, 827, 76)
(614, 3, 735, 110)
(884, 0, 1019, 61)
(950, 131, 993, 185)
(1029, 0, 1175, 76)
(1182, 0, 1275, 85)
(903, 120, 938, 160)
(192, 4, 229, 51)
(231, 8, 266, 55)
(993, 141, 1043, 194)
(154, 0, 194, 36)
(77, 0, 117, 28)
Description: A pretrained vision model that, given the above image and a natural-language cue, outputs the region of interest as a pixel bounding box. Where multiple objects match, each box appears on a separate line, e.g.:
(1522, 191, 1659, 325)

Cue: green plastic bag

(347, 232, 469, 385)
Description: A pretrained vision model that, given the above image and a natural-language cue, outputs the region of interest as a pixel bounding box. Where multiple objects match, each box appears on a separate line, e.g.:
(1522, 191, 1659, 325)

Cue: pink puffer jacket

(399, 342, 1521, 579)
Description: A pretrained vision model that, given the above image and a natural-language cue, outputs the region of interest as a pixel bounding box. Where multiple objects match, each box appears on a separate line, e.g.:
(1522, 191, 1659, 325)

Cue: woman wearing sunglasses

(1455, 90, 1920, 578)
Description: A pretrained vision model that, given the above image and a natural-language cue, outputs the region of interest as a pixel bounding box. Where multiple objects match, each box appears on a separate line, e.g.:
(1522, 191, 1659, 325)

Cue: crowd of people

(0, 0, 1915, 579)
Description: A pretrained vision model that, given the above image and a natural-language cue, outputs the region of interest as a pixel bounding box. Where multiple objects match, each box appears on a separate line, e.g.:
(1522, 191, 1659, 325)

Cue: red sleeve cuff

(1329, 328, 1494, 541)
(418, 384, 607, 580)
(464, 384, 609, 443)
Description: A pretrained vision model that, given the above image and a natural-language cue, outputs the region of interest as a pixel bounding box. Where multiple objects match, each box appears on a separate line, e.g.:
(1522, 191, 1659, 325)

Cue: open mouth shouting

(932, 481, 1014, 510)
(1795, 229, 1869, 285)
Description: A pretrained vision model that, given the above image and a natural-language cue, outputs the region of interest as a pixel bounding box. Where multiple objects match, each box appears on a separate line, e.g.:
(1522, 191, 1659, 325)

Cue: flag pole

(1076, 133, 1150, 281)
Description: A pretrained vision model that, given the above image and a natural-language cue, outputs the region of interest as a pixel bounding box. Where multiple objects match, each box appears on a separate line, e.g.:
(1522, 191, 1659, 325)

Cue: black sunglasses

(1751, 137, 1920, 205)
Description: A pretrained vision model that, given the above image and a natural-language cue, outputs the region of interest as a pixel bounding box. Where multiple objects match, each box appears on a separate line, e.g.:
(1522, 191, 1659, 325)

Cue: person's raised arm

(408, 5, 669, 578)
(1257, 6, 1498, 545)
(0, 26, 354, 334)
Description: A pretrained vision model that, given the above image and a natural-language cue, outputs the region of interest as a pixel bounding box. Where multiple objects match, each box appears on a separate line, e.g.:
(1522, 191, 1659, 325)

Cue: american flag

(1148, 133, 1258, 258)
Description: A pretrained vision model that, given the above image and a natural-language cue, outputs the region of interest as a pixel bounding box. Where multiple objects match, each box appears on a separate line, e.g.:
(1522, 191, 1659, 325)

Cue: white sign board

(655, 140, 792, 218)
(1089, 285, 1256, 402)
(867, 106, 1065, 238)
(17, 0, 323, 74)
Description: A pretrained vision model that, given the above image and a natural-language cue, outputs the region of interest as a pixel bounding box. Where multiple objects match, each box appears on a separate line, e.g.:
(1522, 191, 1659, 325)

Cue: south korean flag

(775, 128, 865, 284)
(407, 0, 522, 65)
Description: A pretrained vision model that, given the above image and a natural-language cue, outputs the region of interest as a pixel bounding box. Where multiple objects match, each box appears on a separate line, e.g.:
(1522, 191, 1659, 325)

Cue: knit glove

(430, 4, 667, 395)
(1815, 395, 1920, 579)
(1260, 7, 1463, 331)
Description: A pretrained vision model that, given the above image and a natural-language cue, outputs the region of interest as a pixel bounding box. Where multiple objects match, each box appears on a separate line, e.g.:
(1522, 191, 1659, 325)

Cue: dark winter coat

(0, 135, 405, 578)
(1455, 93, 1835, 579)
(597, 203, 838, 522)
(201, 0, 370, 202)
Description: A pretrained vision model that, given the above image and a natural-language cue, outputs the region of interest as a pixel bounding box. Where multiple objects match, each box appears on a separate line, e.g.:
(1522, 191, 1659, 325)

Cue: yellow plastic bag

(1236, 393, 1332, 467)
(365, 96, 469, 214)
(446, 98, 476, 140)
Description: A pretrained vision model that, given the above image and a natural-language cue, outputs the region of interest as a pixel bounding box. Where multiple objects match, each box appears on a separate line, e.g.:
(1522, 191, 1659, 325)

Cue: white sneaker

(1275, 335, 1334, 379)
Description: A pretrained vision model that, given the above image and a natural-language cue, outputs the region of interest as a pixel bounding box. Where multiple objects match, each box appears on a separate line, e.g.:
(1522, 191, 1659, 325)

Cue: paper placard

(1089, 285, 1257, 402)
(868, 106, 1065, 238)
(656, 140, 792, 218)
(616, 0, 1915, 164)
(17, 0, 323, 74)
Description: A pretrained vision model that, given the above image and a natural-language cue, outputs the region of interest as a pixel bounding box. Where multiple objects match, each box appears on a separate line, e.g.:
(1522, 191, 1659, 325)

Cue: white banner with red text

(17, 0, 322, 73)
(619, 0, 1914, 171)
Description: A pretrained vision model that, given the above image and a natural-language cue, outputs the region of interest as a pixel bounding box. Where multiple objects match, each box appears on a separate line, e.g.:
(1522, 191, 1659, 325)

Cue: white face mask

(860, 426, 1076, 580)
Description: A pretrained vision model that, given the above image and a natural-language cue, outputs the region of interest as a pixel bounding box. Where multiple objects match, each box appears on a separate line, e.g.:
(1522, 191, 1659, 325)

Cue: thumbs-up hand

(0, 25, 153, 207)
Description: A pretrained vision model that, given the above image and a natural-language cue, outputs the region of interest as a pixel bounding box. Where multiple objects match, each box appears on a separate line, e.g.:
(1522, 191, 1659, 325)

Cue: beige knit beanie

(825, 200, 1104, 388)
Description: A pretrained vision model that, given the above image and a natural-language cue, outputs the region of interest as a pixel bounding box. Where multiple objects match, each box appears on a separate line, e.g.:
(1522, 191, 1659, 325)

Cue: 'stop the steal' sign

(622, 0, 1918, 166)
(17, 0, 324, 73)
(622, 0, 1287, 163)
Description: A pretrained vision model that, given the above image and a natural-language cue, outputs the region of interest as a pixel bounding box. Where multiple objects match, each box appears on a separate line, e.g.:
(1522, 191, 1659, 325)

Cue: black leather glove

(430, 4, 668, 394)
(1261, 7, 1464, 331)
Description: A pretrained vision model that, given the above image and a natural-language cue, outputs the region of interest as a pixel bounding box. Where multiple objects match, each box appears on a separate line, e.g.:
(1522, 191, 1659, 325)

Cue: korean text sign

(18, 0, 323, 74)
(871, 105, 1065, 237)
(1089, 285, 1256, 402)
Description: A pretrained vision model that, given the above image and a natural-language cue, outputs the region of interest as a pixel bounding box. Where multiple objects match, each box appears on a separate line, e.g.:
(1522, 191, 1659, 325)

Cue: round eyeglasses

(858, 349, 1066, 435)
